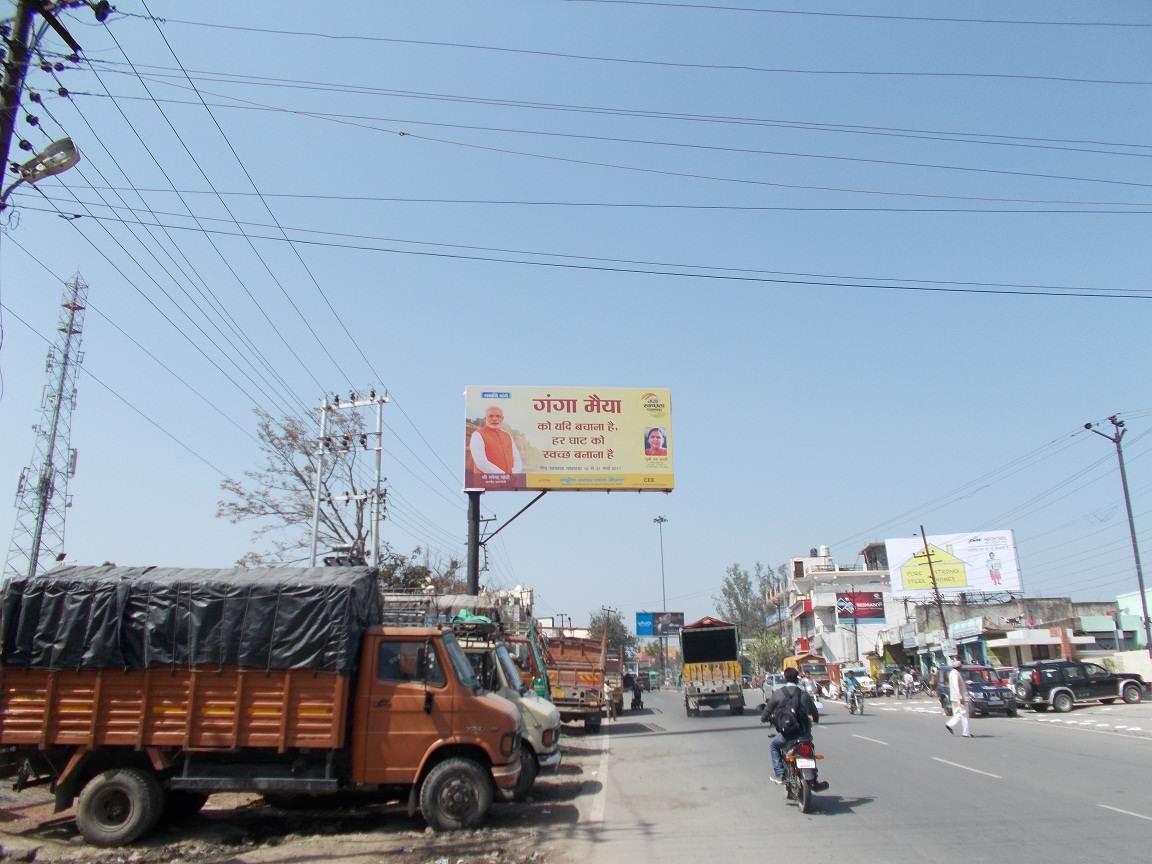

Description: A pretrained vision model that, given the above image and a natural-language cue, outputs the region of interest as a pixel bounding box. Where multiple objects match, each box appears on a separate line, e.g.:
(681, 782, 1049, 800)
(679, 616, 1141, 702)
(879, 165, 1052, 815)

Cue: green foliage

(588, 610, 638, 655)
(747, 632, 791, 672)
(714, 562, 784, 638)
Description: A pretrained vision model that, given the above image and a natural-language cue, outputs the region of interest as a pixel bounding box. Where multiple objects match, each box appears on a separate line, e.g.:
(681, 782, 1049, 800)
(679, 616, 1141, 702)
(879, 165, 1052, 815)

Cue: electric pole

(919, 525, 950, 636)
(308, 389, 388, 567)
(654, 516, 668, 681)
(1086, 416, 1152, 660)
(5, 274, 88, 580)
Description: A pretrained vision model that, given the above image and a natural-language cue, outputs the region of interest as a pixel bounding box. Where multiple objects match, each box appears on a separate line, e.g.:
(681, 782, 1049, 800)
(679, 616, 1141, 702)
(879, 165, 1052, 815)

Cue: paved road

(557, 688, 1152, 863)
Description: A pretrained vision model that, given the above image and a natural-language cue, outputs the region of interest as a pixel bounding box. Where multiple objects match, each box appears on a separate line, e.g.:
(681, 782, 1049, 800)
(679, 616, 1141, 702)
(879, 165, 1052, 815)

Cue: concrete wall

(912, 598, 1117, 632)
(1112, 650, 1152, 680)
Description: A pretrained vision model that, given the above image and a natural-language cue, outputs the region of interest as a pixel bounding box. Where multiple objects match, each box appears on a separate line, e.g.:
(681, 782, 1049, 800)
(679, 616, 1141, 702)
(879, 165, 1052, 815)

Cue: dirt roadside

(0, 739, 605, 864)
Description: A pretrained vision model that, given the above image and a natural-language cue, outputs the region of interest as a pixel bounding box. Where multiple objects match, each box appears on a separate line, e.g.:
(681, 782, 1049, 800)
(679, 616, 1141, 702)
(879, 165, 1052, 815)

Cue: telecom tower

(4, 273, 88, 580)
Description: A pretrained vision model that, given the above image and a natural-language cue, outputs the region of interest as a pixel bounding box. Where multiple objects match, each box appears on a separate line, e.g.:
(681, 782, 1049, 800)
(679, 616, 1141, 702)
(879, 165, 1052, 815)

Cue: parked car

(1015, 660, 1147, 713)
(843, 668, 876, 696)
(938, 664, 1018, 717)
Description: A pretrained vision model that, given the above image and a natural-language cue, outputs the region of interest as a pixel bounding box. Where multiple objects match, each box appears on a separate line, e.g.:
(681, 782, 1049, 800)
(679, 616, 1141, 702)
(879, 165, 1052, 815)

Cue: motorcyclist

(842, 669, 861, 707)
(761, 667, 827, 790)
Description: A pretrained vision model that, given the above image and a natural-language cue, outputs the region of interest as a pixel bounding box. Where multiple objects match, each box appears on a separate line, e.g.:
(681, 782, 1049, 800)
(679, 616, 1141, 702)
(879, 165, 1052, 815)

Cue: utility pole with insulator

(1086, 416, 1152, 660)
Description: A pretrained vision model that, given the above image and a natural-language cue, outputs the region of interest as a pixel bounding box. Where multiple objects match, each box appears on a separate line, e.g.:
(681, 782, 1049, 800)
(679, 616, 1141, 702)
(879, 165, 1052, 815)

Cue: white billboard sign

(884, 530, 1021, 598)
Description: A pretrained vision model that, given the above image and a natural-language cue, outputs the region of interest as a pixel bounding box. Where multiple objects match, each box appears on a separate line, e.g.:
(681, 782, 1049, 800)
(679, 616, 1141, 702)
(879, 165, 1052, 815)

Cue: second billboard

(636, 612, 684, 636)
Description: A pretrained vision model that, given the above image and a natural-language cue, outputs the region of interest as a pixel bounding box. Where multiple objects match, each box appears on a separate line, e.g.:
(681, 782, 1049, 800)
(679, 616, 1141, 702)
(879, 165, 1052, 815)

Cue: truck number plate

(795, 758, 816, 769)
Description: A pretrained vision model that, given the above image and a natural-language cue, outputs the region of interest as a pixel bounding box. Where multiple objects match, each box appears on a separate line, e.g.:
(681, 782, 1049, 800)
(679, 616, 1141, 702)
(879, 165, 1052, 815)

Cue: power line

(24, 191, 1152, 297)
(116, 12, 1152, 86)
(0, 300, 228, 476)
(13, 201, 1152, 301)
(562, 1, 1152, 29)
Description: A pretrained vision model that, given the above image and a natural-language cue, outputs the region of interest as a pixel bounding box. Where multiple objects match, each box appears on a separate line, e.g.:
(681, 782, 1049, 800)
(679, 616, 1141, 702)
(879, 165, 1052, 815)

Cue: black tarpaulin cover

(0, 565, 382, 674)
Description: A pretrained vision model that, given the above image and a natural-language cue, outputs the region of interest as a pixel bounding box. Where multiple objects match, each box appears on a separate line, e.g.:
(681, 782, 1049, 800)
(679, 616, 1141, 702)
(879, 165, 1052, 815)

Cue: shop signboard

(884, 530, 1021, 597)
(465, 386, 674, 491)
(834, 591, 885, 622)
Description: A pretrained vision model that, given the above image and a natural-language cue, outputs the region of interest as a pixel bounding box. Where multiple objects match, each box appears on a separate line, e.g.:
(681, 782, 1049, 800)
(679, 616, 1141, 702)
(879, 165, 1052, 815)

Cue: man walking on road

(944, 658, 972, 737)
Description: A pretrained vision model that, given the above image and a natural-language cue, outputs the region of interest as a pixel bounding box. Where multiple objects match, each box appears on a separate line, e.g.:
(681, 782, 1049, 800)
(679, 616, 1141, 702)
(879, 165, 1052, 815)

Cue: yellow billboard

(464, 386, 674, 492)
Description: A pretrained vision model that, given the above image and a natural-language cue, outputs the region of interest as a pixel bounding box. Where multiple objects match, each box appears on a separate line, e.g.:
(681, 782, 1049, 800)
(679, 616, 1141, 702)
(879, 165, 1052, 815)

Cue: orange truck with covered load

(0, 566, 521, 846)
(536, 627, 607, 734)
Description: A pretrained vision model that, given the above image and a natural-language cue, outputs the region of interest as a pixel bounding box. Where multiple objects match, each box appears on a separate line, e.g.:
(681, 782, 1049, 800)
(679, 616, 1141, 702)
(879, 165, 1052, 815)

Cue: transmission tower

(5, 273, 88, 580)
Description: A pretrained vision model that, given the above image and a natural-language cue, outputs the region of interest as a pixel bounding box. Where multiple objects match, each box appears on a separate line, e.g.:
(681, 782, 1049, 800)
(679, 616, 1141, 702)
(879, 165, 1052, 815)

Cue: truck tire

(585, 715, 602, 734)
(76, 767, 164, 847)
(511, 743, 537, 803)
(419, 758, 493, 831)
(1122, 683, 1142, 704)
(730, 704, 744, 716)
(162, 790, 209, 822)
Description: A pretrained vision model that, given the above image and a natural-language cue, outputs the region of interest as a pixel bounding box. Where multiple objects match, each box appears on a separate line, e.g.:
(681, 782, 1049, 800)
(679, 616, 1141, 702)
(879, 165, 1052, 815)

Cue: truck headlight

(500, 732, 518, 756)
(542, 728, 557, 747)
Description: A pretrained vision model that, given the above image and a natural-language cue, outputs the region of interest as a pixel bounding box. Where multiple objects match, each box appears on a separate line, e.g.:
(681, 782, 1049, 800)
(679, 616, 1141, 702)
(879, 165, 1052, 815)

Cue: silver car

(761, 673, 786, 701)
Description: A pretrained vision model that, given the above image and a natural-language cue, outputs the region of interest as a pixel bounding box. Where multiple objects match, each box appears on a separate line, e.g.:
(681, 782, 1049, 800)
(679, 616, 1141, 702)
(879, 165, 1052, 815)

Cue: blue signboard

(636, 611, 683, 636)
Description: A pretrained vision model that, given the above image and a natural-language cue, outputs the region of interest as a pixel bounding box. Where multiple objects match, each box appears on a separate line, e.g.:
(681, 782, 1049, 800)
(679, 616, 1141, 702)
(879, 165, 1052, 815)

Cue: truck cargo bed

(0, 666, 348, 752)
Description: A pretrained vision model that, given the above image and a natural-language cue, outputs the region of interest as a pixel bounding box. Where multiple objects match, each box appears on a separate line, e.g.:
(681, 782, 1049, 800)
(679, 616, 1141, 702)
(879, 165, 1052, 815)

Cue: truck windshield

(442, 634, 477, 688)
(495, 645, 527, 694)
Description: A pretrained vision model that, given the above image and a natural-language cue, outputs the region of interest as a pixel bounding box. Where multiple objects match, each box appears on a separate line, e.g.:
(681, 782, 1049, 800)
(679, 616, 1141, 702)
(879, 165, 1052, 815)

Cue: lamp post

(654, 516, 668, 682)
(1086, 416, 1152, 660)
(0, 137, 81, 210)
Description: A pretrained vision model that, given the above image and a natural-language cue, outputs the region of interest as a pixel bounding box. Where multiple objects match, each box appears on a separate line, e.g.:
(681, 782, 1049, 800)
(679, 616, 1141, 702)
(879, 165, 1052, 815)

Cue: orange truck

(537, 628, 608, 734)
(0, 566, 521, 846)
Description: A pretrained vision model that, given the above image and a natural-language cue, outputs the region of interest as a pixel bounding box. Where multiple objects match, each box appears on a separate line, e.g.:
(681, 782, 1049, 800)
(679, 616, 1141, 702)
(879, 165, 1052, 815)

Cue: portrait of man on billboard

(466, 405, 524, 488)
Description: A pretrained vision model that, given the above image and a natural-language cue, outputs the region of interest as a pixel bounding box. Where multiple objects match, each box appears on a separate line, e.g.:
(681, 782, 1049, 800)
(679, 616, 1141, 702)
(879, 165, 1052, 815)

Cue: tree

(747, 632, 791, 672)
(588, 610, 637, 656)
(714, 562, 776, 638)
(641, 641, 663, 661)
(218, 410, 462, 591)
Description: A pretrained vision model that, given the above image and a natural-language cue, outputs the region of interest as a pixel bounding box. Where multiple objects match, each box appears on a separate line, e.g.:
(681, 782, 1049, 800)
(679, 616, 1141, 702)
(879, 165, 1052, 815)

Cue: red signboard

(835, 592, 885, 622)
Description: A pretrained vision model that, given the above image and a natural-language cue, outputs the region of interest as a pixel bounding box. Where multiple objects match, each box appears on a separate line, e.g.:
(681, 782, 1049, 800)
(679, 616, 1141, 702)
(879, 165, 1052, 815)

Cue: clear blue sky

(1, 1, 1150, 629)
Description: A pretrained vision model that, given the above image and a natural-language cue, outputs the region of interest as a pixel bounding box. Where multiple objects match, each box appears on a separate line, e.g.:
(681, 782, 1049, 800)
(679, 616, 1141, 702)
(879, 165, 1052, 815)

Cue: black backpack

(773, 686, 804, 736)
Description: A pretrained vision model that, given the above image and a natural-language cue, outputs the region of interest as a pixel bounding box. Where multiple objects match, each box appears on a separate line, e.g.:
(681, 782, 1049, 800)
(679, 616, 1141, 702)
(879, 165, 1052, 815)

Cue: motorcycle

(879, 681, 895, 698)
(848, 690, 864, 715)
(782, 737, 826, 813)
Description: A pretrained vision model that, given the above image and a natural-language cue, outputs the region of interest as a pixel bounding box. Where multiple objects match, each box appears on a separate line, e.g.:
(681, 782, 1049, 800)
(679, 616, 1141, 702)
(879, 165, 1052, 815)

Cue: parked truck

(536, 627, 607, 733)
(680, 617, 745, 716)
(0, 566, 522, 846)
(376, 593, 562, 802)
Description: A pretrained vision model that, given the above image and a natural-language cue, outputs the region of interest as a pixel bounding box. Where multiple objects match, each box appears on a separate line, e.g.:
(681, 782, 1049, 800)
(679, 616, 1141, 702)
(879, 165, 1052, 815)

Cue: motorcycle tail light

(797, 741, 814, 757)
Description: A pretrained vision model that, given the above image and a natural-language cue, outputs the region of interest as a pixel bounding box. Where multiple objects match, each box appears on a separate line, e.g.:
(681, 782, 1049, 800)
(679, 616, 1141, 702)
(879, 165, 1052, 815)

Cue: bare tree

(218, 408, 377, 567)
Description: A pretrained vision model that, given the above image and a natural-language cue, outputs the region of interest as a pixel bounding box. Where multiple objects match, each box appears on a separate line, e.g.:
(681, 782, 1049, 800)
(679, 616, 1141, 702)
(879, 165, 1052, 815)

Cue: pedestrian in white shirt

(944, 659, 972, 737)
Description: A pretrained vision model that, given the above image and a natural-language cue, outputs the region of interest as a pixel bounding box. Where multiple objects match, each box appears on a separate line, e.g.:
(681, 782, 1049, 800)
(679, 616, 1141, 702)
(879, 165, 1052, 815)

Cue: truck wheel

(511, 744, 537, 803)
(1122, 683, 1142, 705)
(585, 715, 602, 734)
(1052, 692, 1074, 713)
(420, 758, 492, 831)
(162, 790, 209, 821)
(730, 704, 744, 716)
(76, 768, 164, 847)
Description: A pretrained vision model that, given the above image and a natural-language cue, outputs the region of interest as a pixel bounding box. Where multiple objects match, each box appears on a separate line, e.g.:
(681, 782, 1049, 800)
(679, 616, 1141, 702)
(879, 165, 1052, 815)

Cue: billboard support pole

(467, 490, 482, 595)
(919, 525, 949, 637)
(654, 516, 669, 682)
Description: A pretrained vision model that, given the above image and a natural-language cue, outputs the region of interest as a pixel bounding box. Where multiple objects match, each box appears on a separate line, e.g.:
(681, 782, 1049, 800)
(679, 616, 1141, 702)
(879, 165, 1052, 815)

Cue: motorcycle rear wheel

(797, 778, 813, 813)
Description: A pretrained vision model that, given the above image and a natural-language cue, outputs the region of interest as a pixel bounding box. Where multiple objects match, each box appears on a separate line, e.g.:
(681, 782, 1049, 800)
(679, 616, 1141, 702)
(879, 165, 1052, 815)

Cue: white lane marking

(852, 734, 889, 746)
(1099, 804, 1152, 822)
(932, 757, 1002, 779)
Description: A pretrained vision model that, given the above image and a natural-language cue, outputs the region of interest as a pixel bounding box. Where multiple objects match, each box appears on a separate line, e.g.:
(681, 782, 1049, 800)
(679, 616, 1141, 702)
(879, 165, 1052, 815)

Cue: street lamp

(654, 515, 668, 682)
(1, 137, 80, 210)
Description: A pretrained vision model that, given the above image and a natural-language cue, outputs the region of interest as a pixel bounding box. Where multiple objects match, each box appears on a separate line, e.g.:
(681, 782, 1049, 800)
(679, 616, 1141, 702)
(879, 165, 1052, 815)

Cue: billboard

(835, 592, 885, 622)
(636, 612, 684, 636)
(884, 530, 1021, 598)
(465, 386, 674, 491)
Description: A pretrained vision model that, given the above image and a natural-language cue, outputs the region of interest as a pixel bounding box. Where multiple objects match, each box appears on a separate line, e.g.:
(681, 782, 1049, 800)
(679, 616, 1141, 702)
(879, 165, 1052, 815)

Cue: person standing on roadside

(944, 658, 972, 737)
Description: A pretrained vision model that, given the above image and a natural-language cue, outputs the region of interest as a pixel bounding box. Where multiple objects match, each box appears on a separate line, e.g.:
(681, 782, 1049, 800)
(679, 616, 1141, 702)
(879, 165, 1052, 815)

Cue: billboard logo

(480, 391, 511, 399)
(641, 392, 668, 416)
